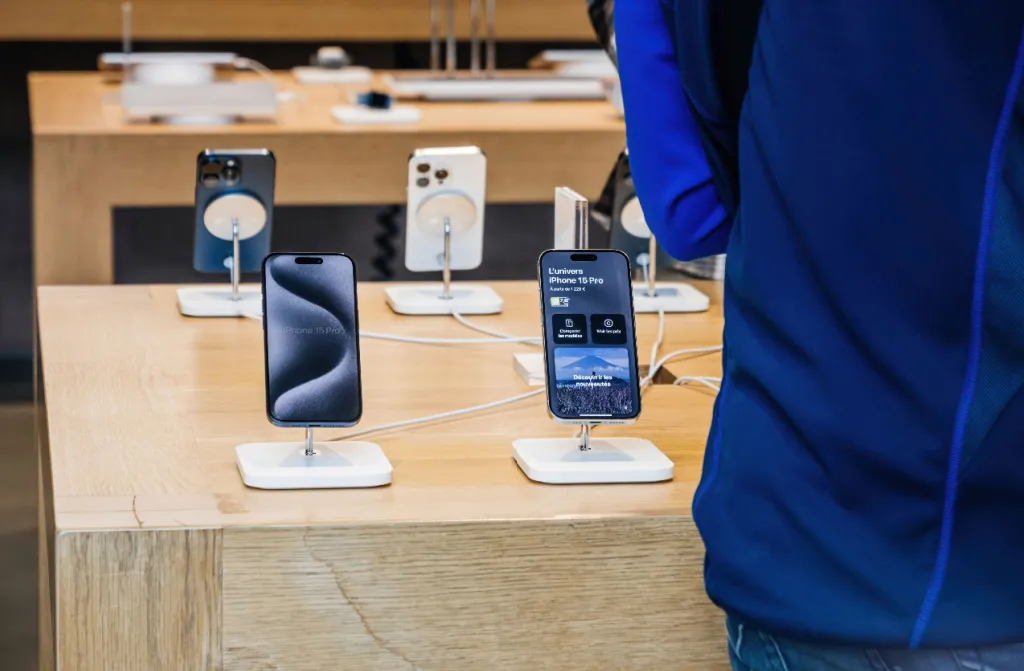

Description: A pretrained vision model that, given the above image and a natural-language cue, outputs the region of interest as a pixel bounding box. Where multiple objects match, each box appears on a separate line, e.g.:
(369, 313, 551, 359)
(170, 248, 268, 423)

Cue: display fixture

(385, 146, 503, 315)
(608, 154, 709, 314)
(236, 253, 393, 489)
(384, 0, 605, 102)
(177, 149, 274, 318)
(513, 249, 674, 484)
(115, 3, 277, 123)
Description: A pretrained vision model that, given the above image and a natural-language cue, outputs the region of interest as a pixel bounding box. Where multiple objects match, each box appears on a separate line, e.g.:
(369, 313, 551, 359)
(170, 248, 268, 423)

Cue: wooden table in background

(1, 0, 595, 41)
(36, 281, 727, 671)
(29, 71, 625, 286)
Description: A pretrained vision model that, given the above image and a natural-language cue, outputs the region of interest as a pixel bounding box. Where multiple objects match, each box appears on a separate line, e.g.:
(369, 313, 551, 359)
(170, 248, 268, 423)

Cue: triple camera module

(200, 157, 241, 187)
(415, 161, 450, 188)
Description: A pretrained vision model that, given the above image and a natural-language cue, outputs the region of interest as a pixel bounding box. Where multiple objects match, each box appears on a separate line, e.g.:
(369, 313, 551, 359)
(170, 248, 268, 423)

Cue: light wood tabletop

(37, 280, 728, 671)
(30, 72, 626, 286)
(2, 0, 596, 41)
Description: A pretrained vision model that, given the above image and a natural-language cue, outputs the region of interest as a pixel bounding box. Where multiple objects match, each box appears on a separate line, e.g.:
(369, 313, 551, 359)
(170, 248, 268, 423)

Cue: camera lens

(202, 174, 220, 187)
(416, 177, 430, 188)
(435, 169, 449, 180)
(416, 163, 431, 174)
(222, 166, 240, 185)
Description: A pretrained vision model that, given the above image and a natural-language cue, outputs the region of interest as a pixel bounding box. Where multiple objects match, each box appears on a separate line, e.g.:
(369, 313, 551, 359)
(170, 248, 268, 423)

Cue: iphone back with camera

(405, 146, 486, 272)
(194, 149, 275, 273)
(262, 253, 363, 428)
(539, 249, 641, 425)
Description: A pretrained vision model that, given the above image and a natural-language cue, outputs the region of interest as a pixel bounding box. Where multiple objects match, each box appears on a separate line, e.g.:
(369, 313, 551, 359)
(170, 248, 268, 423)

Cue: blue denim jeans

(727, 617, 1024, 671)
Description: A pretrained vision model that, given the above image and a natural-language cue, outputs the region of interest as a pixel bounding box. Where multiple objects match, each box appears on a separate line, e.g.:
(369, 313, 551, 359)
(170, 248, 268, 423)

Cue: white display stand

(179, 192, 267, 318)
(632, 283, 710, 314)
(513, 426, 673, 485)
(236, 429, 392, 489)
(385, 283, 503, 315)
(332, 104, 421, 125)
(292, 66, 373, 85)
(384, 74, 605, 102)
(177, 286, 261, 317)
(513, 352, 545, 386)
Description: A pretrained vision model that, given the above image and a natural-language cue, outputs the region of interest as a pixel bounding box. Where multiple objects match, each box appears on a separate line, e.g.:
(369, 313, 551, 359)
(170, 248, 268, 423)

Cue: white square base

(331, 104, 421, 125)
(512, 437, 674, 484)
(235, 441, 393, 489)
(632, 283, 710, 314)
(513, 352, 545, 386)
(384, 284, 503, 315)
(177, 286, 262, 318)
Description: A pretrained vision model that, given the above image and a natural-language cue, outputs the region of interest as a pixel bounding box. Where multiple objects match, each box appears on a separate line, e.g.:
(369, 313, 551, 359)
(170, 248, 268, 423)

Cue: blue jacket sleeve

(615, 0, 732, 261)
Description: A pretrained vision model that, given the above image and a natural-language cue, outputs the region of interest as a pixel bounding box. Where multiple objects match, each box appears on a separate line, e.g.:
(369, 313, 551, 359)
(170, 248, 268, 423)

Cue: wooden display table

(29, 72, 625, 286)
(1, 0, 595, 41)
(36, 281, 727, 671)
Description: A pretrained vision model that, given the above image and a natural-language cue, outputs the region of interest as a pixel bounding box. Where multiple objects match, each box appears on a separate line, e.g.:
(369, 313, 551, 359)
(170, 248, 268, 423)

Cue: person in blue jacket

(616, 2, 1024, 669)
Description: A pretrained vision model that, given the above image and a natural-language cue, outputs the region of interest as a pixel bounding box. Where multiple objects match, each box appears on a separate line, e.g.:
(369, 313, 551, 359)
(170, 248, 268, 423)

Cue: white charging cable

(674, 376, 722, 392)
(327, 388, 545, 442)
(234, 56, 297, 102)
(450, 311, 542, 345)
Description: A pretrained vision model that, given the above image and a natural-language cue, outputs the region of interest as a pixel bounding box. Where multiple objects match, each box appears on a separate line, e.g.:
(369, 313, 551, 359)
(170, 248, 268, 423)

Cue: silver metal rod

(485, 0, 497, 76)
(230, 218, 241, 301)
(470, 0, 482, 75)
(441, 217, 453, 300)
(647, 236, 657, 296)
(305, 427, 315, 457)
(445, 0, 457, 77)
(429, 0, 441, 71)
(578, 424, 592, 452)
(121, 2, 133, 82)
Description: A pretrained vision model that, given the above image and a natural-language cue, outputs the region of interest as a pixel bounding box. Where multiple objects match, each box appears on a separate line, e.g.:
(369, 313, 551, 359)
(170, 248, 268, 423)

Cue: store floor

(0, 403, 37, 671)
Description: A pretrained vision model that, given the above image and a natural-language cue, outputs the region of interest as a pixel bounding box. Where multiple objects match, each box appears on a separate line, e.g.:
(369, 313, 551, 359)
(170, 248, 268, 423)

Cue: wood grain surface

(2, 0, 596, 41)
(223, 519, 723, 671)
(29, 72, 626, 285)
(38, 280, 728, 670)
(56, 529, 222, 670)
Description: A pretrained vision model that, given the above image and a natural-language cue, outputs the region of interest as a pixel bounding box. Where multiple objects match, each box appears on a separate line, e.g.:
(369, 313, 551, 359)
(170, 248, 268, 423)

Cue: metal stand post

(578, 423, 593, 452)
(121, 2, 134, 82)
(305, 427, 316, 457)
(647, 236, 657, 297)
(429, 0, 441, 72)
(230, 217, 241, 301)
(470, 0, 482, 75)
(441, 217, 453, 300)
(485, 0, 497, 76)
(445, 0, 457, 78)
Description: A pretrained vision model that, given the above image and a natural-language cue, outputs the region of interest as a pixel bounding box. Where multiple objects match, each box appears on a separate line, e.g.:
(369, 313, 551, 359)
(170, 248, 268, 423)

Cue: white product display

(390, 146, 501, 315)
(180, 192, 267, 318)
(384, 284, 503, 315)
(512, 436, 674, 485)
(236, 439, 392, 489)
(513, 352, 545, 386)
(632, 283, 710, 314)
(331, 105, 421, 125)
(121, 80, 278, 123)
(177, 286, 262, 318)
(383, 74, 605, 102)
(292, 66, 373, 85)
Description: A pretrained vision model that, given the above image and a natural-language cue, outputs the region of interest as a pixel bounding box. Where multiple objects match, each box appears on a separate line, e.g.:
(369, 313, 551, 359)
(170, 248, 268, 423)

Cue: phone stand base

(235, 441, 393, 489)
(512, 352, 545, 386)
(512, 437, 674, 485)
(384, 284, 503, 315)
(177, 286, 262, 318)
(632, 283, 709, 314)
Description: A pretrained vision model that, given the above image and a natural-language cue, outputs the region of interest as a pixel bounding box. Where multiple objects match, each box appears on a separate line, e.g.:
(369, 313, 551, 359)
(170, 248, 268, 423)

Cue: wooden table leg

(33, 136, 114, 286)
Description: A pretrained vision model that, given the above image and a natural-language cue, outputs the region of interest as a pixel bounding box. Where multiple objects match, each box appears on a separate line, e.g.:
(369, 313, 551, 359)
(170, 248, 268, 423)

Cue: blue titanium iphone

(538, 249, 641, 425)
(193, 149, 275, 273)
(262, 253, 364, 428)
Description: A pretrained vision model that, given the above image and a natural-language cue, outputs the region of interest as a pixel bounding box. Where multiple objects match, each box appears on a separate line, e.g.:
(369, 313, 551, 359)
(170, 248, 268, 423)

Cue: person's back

(617, 0, 1024, 666)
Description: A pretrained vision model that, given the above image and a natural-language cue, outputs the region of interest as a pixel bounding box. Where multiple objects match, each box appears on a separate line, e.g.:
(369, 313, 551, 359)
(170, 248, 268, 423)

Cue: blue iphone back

(193, 149, 275, 273)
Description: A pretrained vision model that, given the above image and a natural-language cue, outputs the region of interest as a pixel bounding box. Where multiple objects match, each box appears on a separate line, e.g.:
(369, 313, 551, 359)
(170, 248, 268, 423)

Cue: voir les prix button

(552, 314, 588, 344)
(591, 314, 627, 344)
